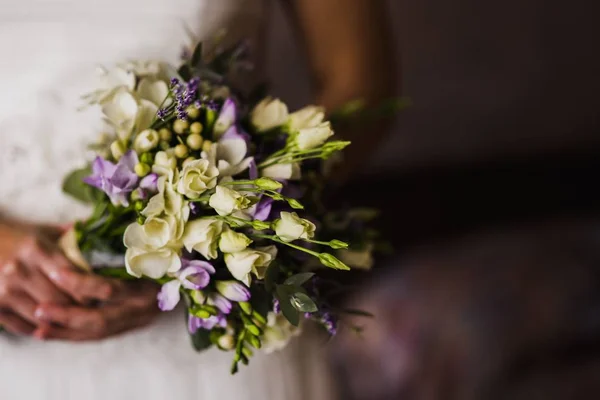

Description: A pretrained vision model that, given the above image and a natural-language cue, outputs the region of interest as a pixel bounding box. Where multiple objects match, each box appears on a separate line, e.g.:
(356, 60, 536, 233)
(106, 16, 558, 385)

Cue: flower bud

(134, 162, 151, 177)
(251, 310, 267, 326)
(190, 122, 203, 135)
(217, 334, 235, 350)
(186, 105, 200, 120)
(174, 144, 189, 158)
(246, 334, 262, 349)
(246, 324, 261, 337)
(133, 200, 145, 211)
(254, 177, 283, 191)
(273, 212, 316, 242)
(318, 253, 350, 270)
(133, 129, 159, 153)
(140, 152, 153, 164)
(242, 347, 253, 360)
(159, 128, 172, 141)
(190, 290, 206, 304)
(194, 309, 211, 319)
(159, 140, 170, 150)
(173, 119, 189, 134)
(187, 133, 203, 150)
(110, 140, 126, 160)
(287, 199, 304, 210)
(216, 281, 251, 302)
(239, 302, 253, 315)
(251, 220, 271, 230)
(202, 140, 213, 153)
(219, 229, 252, 253)
(130, 189, 144, 202)
(329, 239, 349, 249)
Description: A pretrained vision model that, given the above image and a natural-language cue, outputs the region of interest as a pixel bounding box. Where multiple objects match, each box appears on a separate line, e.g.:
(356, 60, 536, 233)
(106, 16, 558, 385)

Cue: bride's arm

(285, 0, 398, 182)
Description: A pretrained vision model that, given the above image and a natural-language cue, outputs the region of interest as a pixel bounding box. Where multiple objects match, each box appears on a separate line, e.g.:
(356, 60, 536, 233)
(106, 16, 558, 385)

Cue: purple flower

(321, 312, 338, 336)
(84, 151, 139, 207)
(208, 293, 233, 314)
(215, 281, 251, 302)
(213, 98, 237, 135)
(188, 314, 227, 334)
(273, 299, 281, 314)
(139, 173, 158, 192)
(249, 159, 258, 180)
(157, 259, 215, 311)
(253, 196, 274, 221)
(221, 125, 251, 143)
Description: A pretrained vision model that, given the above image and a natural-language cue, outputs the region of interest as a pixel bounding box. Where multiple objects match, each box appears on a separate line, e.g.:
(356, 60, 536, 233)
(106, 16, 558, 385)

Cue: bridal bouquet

(61, 41, 381, 373)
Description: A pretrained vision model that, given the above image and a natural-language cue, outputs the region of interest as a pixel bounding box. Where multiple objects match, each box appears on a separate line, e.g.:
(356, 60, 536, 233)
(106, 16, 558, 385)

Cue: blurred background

(267, 0, 600, 399)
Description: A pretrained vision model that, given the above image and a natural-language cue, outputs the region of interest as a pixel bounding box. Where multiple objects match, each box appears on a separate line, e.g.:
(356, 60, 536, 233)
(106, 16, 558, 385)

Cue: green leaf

(290, 292, 318, 313)
(191, 42, 203, 67)
(275, 285, 300, 326)
(284, 272, 315, 287)
(178, 64, 192, 81)
(190, 328, 213, 352)
(264, 262, 280, 293)
(62, 166, 102, 204)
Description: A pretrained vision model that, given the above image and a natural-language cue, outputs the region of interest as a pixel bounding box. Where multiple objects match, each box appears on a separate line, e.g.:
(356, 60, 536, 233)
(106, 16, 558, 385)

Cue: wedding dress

(0, 0, 334, 398)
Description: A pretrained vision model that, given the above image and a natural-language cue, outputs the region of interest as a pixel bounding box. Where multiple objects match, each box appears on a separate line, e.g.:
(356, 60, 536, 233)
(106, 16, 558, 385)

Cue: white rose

(208, 186, 251, 216)
(251, 97, 289, 132)
(295, 121, 334, 151)
(224, 245, 277, 286)
(124, 218, 171, 250)
(181, 218, 224, 260)
(125, 247, 181, 279)
(262, 312, 302, 354)
(176, 159, 219, 199)
(219, 228, 252, 253)
(288, 105, 326, 131)
(261, 163, 301, 181)
(337, 244, 374, 270)
(133, 129, 160, 153)
(273, 212, 316, 242)
(152, 151, 177, 177)
(142, 175, 184, 218)
(82, 66, 135, 106)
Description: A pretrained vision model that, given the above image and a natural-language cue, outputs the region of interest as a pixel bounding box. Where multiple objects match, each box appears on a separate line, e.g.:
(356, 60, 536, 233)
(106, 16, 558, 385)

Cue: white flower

(203, 138, 253, 179)
(125, 247, 181, 279)
(208, 186, 251, 216)
(118, 60, 163, 78)
(181, 218, 224, 260)
(136, 78, 170, 108)
(224, 246, 277, 286)
(142, 174, 184, 218)
(295, 121, 334, 151)
(82, 66, 136, 106)
(102, 90, 139, 139)
(273, 212, 316, 242)
(262, 312, 302, 354)
(123, 216, 185, 279)
(288, 105, 326, 131)
(261, 163, 301, 181)
(219, 228, 252, 253)
(152, 151, 177, 177)
(251, 97, 289, 132)
(176, 159, 219, 199)
(133, 129, 160, 153)
(337, 243, 374, 270)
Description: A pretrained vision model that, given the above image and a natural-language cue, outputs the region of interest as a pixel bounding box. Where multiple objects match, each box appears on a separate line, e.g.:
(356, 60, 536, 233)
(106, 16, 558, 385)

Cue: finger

(0, 309, 35, 336)
(35, 312, 156, 342)
(22, 267, 72, 305)
(34, 297, 158, 335)
(38, 254, 122, 303)
(2, 290, 39, 325)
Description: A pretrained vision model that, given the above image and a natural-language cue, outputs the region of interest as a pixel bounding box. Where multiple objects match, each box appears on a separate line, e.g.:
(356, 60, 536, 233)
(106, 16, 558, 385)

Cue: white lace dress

(0, 1, 334, 398)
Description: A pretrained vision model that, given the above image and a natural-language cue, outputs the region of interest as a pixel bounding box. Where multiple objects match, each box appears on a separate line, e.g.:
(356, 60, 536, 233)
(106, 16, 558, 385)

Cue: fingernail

(48, 270, 61, 282)
(33, 329, 47, 341)
(34, 307, 48, 320)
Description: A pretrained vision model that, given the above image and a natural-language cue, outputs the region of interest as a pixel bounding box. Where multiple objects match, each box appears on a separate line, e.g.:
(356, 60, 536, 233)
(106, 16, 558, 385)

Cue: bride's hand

(0, 223, 97, 334)
(32, 279, 160, 341)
